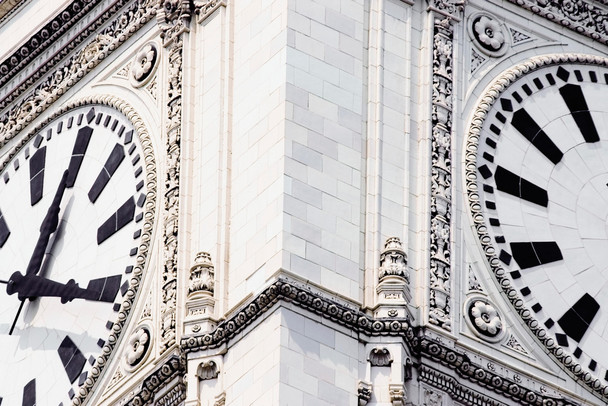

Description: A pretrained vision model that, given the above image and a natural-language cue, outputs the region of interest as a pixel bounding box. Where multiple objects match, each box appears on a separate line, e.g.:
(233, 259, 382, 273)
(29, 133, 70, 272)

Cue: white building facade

(0, 0, 607, 405)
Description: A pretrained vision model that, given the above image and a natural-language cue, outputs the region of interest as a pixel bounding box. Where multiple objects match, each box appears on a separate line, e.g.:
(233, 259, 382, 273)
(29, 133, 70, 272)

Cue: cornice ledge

(508, 0, 608, 44)
(0, 0, 107, 94)
(414, 337, 580, 406)
(0, 1, 157, 148)
(180, 276, 416, 353)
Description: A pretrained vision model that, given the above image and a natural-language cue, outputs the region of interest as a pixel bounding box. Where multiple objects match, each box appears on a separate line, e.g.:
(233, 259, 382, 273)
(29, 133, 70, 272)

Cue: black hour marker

(510, 241, 563, 269)
(86, 108, 95, 124)
(558, 84, 600, 143)
(558, 293, 600, 342)
(58, 336, 86, 383)
(66, 126, 93, 188)
(22, 379, 35, 406)
(29, 146, 46, 206)
(88, 144, 126, 203)
(86, 275, 122, 302)
(555, 333, 569, 347)
(494, 166, 548, 207)
(97, 196, 135, 244)
(511, 108, 563, 164)
(0, 209, 9, 248)
(556, 66, 570, 82)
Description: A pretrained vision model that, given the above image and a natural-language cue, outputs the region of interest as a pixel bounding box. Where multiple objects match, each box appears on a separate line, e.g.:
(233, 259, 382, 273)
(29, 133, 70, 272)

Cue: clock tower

(2, 1, 608, 405)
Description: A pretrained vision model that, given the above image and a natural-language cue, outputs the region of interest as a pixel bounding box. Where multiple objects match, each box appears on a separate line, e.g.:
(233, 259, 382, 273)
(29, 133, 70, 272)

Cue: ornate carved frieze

(508, 0, 608, 45)
(428, 16, 456, 332)
(358, 380, 372, 406)
(159, 32, 184, 354)
(427, 0, 466, 21)
(0, 0, 157, 147)
(124, 355, 185, 406)
(194, 0, 226, 23)
(0, 0, 106, 93)
(415, 338, 580, 406)
(182, 277, 415, 352)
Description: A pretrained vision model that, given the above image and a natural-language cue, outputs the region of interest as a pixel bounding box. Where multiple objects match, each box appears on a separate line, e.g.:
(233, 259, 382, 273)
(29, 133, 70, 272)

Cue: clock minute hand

(6, 271, 121, 304)
(25, 170, 69, 276)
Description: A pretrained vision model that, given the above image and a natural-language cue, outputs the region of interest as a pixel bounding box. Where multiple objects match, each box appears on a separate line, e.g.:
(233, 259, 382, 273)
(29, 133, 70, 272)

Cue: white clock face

(470, 59, 608, 385)
(0, 104, 148, 405)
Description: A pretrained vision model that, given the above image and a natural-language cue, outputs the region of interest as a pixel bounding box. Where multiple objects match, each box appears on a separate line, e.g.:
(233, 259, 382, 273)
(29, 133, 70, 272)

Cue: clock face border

(0, 95, 158, 405)
(465, 53, 608, 398)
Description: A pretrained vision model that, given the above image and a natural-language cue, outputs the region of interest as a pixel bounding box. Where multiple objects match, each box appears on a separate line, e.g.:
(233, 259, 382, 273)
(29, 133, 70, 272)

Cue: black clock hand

(25, 169, 69, 276)
(6, 271, 121, 304)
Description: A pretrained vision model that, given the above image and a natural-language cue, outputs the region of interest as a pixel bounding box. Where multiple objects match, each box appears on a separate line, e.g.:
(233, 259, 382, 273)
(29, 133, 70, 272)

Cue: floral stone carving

(184, 252, 217, 334)
(189, 251, 215, 295)
(470, 14, 507, 56)
(130, 42, 159, 87)
(125, 326, 151, 369)
(466, 298, 504, 341)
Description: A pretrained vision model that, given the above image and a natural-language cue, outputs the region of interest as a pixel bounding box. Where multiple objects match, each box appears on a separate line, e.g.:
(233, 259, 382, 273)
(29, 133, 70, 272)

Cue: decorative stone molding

(415, 337, 580, 406)
(509, 27, 531, 45)
(369, 347, 393, 367)
(504, 334, 529, 356)
(157, 0, 191, 46)
(357, 380, 372, 406)
(465, 53, 608, 400)
(197, 361, 220, 380)
(469, 13, 507, 57)
(470, 48, 486, 73)
(0, 0, 157, 146)
(124, 355, 185, 406)
(159, 25, 184, 354)
(182, 277, 415, 352)
(0, 0, 109, 93)
(427, 0, 465, 21)
(156, 381, 187, 406)
(467, 265, 482, 292)
(423, 388, 444, 406)
(508, 0, 608, 45)
(124, 326, 152, 371)
(389, 383, 406, 406)
(0, 96, 157, 406)
(130, 42, 159, 88)
(214, 391, 226, 406)
(428, 12, 459, 332)
(194, 0, 227, 23)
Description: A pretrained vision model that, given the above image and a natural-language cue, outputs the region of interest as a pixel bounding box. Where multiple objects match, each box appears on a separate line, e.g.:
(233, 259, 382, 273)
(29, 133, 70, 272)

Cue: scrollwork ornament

(130, 42, 159, 88)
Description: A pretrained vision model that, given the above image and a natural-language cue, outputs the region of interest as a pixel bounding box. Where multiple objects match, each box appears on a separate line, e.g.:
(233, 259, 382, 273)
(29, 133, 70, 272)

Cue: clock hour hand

(6, 271, 121, 304)
(25, 170, 69, 276)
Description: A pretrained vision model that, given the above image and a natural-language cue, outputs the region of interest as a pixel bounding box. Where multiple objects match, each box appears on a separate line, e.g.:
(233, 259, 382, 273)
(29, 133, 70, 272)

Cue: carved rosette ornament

(465, 298, 504, 342)
(469, 13, 507, 57)
(125, 326, 152, 370)
(130, 42, 159, 88)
